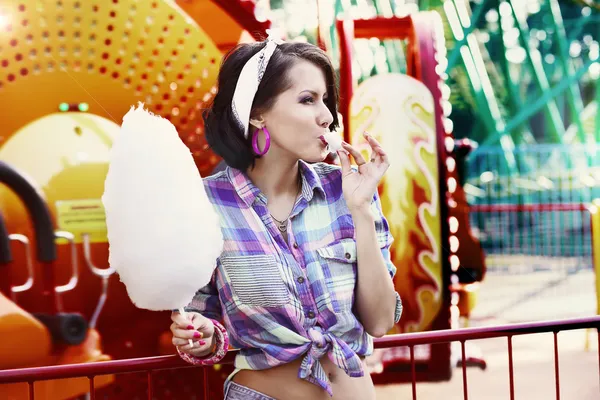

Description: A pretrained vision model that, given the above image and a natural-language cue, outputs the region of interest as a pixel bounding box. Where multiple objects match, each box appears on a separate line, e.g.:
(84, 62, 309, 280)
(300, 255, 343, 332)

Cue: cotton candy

(102, 103, 223, 312)
(323, 132, 343, 152)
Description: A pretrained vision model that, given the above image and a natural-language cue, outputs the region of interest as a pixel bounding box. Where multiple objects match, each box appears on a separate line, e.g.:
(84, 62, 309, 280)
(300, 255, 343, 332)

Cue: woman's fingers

(171, 311, 215, 350)
(175, 337, 213, 356)
(363, 133, 389, 166)
(341, 141, 367, 166)
(171, 310, 191, 328)
(171, 324, 204, 341)
(171, 311, 212, 332)
(172, 315, 215, 356)
(341, 133, 389, 168)
(192, 313, 214, 337)
(337, 149, 352, 176)
(172, 335, 206, 347)
(171, 320, 211, 355)
(170, 311, 195, 346)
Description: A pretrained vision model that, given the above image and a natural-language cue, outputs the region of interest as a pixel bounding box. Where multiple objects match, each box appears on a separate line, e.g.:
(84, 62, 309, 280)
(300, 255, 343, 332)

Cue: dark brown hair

(203, 41, 339, 170)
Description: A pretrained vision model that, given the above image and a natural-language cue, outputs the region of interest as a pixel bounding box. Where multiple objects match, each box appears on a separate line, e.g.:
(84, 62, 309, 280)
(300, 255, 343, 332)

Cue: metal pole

(476, 56, 599, 149)
(546, 0, 587, 143)
(505, 0, 565, 143)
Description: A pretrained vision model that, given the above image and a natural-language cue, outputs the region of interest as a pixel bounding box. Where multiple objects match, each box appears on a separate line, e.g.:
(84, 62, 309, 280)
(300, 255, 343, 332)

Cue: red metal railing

(1, 317, 599, 400)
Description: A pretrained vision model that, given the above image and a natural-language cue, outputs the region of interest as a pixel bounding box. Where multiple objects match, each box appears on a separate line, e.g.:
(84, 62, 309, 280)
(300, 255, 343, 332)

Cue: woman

(170, 36, 402, 400)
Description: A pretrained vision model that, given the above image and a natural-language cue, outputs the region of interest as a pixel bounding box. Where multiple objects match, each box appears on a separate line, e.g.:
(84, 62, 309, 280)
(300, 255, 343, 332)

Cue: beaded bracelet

(177, 319, 229, 366)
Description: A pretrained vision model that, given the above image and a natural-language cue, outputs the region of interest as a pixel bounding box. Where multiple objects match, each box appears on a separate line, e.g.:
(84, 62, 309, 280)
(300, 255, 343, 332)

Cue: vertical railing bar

(507, 335, 515, 400)
(597, 327, 599, 392)
(89, 376, 95, 400)
(203, 367, 209, 400)
(28, 381, 35, 400)
(147, 370, 153, 400)
(553, 331, 560, 400)
(410, 345, 417, 400)
(461, 340, 468, 400)
(577, 208, 582, 273)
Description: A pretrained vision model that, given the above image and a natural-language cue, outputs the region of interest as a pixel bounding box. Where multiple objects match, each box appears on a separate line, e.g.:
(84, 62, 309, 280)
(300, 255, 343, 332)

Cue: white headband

(232, 34, 284, 139)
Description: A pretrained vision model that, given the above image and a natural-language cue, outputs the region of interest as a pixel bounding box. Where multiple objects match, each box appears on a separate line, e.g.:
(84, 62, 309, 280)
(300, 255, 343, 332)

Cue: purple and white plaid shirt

(185, 160, 400, 396)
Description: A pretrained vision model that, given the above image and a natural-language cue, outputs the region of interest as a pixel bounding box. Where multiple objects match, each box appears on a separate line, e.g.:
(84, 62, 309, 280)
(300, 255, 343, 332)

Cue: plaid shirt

(185, 160, 400, 396)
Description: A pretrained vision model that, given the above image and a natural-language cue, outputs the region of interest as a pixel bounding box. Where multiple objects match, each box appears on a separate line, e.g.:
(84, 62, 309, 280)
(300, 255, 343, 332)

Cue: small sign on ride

(55, 199, 107, 243)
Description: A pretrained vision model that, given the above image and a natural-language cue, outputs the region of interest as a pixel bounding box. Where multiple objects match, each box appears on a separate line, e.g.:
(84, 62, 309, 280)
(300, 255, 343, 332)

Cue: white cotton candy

(102, 103, 223, 311)
(323, 132, 343, 152)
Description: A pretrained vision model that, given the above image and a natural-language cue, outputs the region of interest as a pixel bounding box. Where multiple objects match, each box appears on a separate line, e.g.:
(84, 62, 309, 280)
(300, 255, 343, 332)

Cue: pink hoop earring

(252, 127, 271, 156)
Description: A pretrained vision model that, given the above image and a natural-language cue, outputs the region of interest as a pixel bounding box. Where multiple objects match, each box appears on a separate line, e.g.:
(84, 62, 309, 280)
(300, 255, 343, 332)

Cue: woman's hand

(170, 311, 216, 357)
(337, 132, 390, 213)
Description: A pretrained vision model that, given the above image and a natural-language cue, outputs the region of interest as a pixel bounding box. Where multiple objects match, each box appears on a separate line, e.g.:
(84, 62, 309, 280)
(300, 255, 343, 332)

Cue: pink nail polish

(193, 331, 201, 338)
(187, 325, 194, 330)
(199, 340, 206, 345)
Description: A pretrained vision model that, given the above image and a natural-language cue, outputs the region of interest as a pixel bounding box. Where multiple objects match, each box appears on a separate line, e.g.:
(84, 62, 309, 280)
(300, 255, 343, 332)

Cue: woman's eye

(300, 97, 314, 104)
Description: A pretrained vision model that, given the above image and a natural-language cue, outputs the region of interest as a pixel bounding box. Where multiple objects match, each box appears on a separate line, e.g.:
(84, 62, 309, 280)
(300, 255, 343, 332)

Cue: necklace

(271, 213, 291, 233)
(269, 177, 301, 233)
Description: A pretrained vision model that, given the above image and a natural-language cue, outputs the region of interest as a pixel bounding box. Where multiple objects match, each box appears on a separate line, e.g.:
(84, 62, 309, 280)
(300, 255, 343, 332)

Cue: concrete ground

(374, 267, 599, 399)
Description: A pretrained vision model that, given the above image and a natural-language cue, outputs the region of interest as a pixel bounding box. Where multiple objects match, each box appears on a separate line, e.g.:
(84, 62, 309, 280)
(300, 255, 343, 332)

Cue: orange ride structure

(0, 1, 485, 398)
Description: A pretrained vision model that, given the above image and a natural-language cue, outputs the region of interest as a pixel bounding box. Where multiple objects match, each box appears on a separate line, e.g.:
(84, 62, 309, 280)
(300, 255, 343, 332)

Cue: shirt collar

(298, 160, 326, 203)
(226, 160, 326, 207)
(226, 167, 263, 208)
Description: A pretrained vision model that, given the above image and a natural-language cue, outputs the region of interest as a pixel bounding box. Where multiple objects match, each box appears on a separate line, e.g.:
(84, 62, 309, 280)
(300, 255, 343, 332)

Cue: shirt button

(297, 276, 305, 284)
(307, 311, 315, 319)
(293, 242, 299, 249)
(345, 252, 352, 260)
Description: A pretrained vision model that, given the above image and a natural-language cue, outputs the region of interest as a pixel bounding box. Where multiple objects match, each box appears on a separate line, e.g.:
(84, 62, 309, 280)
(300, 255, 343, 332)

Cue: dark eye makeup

(300, 96, 315, 104)
(299, 91, 328, 105)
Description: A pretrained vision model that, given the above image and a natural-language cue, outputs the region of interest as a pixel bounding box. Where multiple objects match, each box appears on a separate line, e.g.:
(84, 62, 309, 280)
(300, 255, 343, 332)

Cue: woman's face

(257, 59, 334, 163)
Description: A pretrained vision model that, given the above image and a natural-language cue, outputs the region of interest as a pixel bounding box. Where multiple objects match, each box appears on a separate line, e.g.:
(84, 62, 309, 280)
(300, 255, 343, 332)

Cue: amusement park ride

(0, 0, 597, 399)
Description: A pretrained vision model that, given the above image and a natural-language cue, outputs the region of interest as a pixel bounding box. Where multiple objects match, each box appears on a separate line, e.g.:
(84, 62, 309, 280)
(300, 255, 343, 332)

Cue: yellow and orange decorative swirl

(349, 73, 442, 333)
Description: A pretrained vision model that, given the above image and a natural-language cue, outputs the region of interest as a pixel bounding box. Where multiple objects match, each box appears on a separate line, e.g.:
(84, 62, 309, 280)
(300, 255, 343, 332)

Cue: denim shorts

(223, 381, 276, 400)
